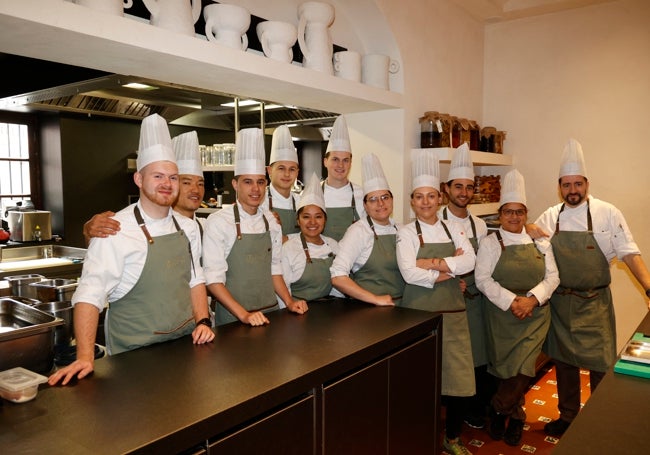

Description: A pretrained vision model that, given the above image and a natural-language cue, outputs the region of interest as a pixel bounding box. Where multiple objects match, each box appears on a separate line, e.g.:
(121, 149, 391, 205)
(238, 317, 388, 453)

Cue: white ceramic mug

(333, 51, 361, 82)
(204, 3, 250, 51)
(73, 0, 133, 16)
(361, 54, 400, 90)
(257, 21, 297, 63)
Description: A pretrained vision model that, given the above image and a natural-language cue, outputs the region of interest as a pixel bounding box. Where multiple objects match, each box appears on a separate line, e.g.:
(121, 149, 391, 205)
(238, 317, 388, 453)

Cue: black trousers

(553, 359, 605, 422)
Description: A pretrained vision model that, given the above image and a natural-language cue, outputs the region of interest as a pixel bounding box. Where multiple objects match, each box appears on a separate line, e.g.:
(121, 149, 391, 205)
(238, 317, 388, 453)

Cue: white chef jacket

(534, 195, 640, 262)
(281, 234, 344, 297)
(173, 209, 205, 251)
(330, 217, 400, 277)
(396, 218, 475, 288)
(260, 184, 301, 211)
(475, 227, 560, 311)
(438, 206, 489, 244)
(322, 180, 366, 219)
(72, 201, 205, 311)
(202, 201, 283, 285)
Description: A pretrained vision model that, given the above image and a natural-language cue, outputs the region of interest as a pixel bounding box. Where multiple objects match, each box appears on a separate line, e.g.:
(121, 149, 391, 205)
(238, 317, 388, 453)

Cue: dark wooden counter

(554, 310, 650, 454)
(0, 299, 441, 454)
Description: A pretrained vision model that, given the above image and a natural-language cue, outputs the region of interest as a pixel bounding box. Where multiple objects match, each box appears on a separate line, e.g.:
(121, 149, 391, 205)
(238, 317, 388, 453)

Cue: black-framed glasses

(366, 194, 392, 204)
(501, 208, 527, 217)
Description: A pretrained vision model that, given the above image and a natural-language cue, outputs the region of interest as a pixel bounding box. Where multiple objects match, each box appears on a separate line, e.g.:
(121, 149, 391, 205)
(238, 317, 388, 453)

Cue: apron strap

(494, 230, 506, 252)
(134, 205, 154, 244)
(555, 200, 593, 235)
(300, 233, 313, 264)
(443, 206, 477, 239)
(367, 215, 378, 240)
(267, 186, 273, 211)
(234, 203, 269, 240)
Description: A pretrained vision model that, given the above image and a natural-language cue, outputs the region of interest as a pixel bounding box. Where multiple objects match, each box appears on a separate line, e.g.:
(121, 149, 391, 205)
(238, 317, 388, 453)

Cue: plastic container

(0, 367, 48, 403)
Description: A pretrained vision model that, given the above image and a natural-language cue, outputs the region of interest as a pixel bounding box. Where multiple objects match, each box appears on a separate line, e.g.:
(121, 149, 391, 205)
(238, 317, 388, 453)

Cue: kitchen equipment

(6, 210, 52, 242)
(73, 0, 133, 16)
(361, 53, 399, 90)
(203, 3, 250, 50)
(0, 367, 48, 403)
(333, 50, 361, 82)
(29, 278, 78, 303)
(297, 1, 335, 74)
(257, 21, 297, 63)
(141, 0, 201, 37)
(0, 298, 63, 374)
(34, 301, 74, 348)
(6, 274, 45, 300)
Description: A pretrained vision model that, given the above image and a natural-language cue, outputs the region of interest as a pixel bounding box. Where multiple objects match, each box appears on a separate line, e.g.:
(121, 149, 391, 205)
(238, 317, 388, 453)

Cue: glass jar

(437, 113, 452, 147)
(419, 113, 441, 148)
(451, 116, 462, 148)
(469, 120, 480, 151)
(459, 118, 471, 146)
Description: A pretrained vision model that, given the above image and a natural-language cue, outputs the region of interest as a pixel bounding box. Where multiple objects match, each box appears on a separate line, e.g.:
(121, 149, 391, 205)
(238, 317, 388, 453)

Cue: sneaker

(504, 418, 524, 446)
(488, 408, 507, 441)
(442, 437, 472, 455)
(544, 418, 571, 436)
(463, 413, 485, 429)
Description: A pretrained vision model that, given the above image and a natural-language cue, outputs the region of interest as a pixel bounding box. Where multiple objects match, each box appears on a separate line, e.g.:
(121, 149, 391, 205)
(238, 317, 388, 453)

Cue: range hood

(0, 54, 337, 138)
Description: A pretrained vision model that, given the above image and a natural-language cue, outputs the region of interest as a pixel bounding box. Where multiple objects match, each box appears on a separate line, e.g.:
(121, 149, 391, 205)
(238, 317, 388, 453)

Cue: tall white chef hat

(447, 143, 474, 182)
(234, 128, 266, 176)
(326, 115, 351, 154)
(136, 113, 176, 172)
(297, 172, 326, 212)
(362, 153, 390, 196)
(411, 149, 440, 192)
(499, 169, 527, 207)
(172, 131, 203, 177)
(269, 125, 298, 165)
(559, 138, 587, 178)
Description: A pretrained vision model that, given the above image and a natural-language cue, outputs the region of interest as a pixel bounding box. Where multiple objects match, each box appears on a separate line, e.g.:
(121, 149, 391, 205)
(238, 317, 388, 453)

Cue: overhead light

(221, 99, 259, 107)
(122, 82, 158, 91)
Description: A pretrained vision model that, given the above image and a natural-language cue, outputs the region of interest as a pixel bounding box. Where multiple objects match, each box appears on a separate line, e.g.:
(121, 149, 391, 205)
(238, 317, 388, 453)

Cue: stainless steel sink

(0, 245, 86, 263)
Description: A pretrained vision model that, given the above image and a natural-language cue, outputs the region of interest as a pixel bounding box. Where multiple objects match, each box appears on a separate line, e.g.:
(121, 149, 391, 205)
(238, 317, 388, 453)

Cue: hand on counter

(287, 298, 308, 315)
(192, 324, 216, 344)
(243, 311, 270, 326)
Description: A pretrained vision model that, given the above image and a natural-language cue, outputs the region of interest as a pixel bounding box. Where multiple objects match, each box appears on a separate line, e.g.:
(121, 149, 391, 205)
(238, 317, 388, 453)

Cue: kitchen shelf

(468, 202, 500, 217)
(0, 1, 402, 115)
(412, 147, 512, 166)
(202, 165, 234, 172)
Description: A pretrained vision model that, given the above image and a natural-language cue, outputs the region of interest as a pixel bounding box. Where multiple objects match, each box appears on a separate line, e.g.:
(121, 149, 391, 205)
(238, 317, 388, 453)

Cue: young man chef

(261, 124, 301, 240)
(321, 115, 365, 241)
(49, 114, 214, 386)
(202, 128, 307, 326)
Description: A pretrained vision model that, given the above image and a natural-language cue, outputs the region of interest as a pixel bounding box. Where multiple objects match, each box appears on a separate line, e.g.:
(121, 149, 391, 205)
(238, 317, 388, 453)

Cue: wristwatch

(196, 317, 212, 328)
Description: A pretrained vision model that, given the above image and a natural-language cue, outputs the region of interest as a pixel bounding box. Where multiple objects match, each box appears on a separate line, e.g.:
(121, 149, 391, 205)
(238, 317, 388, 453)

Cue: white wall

(484, 0, 650, 349)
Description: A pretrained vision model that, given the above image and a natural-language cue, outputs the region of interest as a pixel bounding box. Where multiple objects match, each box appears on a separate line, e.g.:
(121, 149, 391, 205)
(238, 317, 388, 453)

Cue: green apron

(443, 208, 488, 367)
(106, 207, 194, 355)
(290, 234, 335, 301)
(401, 219, 474, 397)
(544, 202, 615, 372)
(217, 205, 278, 325)
(484, 231, 549, 378)
(351, 216, 405, 300)
(321, 181, 360, 241)
(268, 187, 299, 236)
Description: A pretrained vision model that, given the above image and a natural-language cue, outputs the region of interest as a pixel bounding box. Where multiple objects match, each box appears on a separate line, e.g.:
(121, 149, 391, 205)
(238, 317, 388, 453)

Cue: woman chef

(474, 169, 559, 447)
(281, 173, 342, 301)
(330, 153, 404, 306)
(396, 149, 476, 455)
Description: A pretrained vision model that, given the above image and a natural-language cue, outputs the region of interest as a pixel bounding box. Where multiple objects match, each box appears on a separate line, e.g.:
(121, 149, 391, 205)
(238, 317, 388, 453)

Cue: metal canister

(6, 274, 45, 300)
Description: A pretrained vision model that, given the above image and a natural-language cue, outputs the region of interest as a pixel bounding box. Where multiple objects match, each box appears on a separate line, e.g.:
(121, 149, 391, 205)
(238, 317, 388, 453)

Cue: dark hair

(558, 176, 589, 185)
(363, 190, 393, 203)
(296, 205, 327, 221)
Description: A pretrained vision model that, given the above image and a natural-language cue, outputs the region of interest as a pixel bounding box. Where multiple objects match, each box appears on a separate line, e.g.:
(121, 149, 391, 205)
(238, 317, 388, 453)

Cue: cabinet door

(388, 334, 439, 454)
(322, 360, 389, 455)
(209, 394, 314, 455)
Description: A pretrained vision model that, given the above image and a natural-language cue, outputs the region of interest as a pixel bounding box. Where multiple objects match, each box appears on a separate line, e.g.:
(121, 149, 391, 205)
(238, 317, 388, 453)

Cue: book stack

(614, 332, 650, 378)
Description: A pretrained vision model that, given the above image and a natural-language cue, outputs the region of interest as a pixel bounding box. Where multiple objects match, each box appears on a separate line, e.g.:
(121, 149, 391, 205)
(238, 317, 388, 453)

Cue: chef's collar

(137, 200, 174, 223)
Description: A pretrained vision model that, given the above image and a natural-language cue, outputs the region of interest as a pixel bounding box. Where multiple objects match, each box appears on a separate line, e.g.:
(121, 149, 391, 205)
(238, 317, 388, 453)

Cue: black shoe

(544, 418, 571, 436)
(463, 412, 486, 429)
(504, 418, 524, 446)
(488, 408, 507, 441)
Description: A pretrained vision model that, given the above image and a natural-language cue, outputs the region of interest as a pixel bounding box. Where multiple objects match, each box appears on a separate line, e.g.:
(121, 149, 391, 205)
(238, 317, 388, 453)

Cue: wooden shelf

(412, 148, 512, 166)
(468, 202, 500, 217)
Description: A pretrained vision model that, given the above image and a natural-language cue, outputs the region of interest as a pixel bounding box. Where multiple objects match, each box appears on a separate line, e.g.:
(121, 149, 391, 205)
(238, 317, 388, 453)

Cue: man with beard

(528, 138, 650, 436)
(49, 114, 214, 386)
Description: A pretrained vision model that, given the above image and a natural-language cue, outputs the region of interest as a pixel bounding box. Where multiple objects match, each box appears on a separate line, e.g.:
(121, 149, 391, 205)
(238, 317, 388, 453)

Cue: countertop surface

(0, 299, 438, 454)
(553, 310, 650, 454)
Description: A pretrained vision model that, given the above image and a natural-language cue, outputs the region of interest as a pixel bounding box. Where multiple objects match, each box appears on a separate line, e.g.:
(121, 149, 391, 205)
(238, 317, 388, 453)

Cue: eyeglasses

(501, 208, 527, 217)
(366, 194, 392, 204)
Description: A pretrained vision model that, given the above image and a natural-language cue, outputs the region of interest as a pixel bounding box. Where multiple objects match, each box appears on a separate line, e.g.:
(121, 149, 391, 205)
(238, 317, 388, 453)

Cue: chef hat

(559, 138, 587, 178)
(362, 153, 390, 196)
(269, 125, 298, 165)
(499, 169, 527, 207)
(326, 115, 351, 154)
(447, 143, 474, 182)
(136, 113, 176, 171)
(234, 128, 266, 176)
(297, 172, 326, 212)
(172, 131, 203, 177)
(411, 149, 440, 192)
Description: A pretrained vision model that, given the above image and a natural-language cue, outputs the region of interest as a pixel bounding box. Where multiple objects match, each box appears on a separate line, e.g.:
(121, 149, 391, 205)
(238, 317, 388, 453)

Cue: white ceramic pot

(297, 1, 334, 74)
(361, 54, 400, 90)
(333, 50, 361, 82)
(142, 0, 201, 36)
(73, 0, 133, 16)
(257, 21, 297, 63)
(204, 3, 250, 51)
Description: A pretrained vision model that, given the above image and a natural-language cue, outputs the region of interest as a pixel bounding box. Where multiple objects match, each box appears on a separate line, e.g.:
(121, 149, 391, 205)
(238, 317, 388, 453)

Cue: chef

(528, 139, 650, 437)
(320, 115, 365, 241)
(396, 149, 475, 455)
(440, 143, 493, 430)
(202, 128, 307, 326)
(474, 169, 559, 447)
(330, 153, 403, 306)
(262, 124, 301, 240)
(49, 114, 214, 386)
(281, 173, 342, 301)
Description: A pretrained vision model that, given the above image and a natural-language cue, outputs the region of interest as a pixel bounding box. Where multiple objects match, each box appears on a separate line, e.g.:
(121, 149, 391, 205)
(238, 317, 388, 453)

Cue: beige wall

(484, 0, 650, 348)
